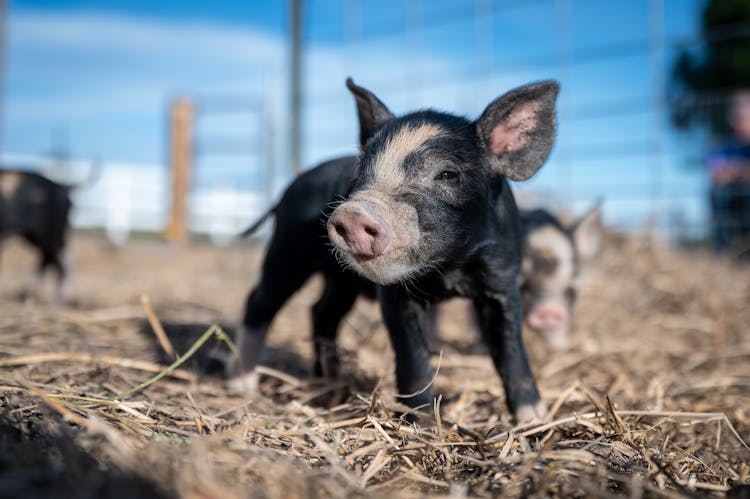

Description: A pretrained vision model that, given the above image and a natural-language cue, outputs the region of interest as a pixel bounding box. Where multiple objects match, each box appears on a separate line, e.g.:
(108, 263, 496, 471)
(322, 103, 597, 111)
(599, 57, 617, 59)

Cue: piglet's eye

(565, 287, 577, 304)
(435, 170, 459, 182)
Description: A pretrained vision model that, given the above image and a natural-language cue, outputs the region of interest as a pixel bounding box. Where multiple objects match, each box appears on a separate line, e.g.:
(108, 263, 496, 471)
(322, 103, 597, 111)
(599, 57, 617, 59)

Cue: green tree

(670, 0, 750, 139)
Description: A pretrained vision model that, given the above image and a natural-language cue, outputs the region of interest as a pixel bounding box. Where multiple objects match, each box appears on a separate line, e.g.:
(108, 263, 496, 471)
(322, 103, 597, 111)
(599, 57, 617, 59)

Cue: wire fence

(297, 0, 747, 244)
(5, 0, 747, 246)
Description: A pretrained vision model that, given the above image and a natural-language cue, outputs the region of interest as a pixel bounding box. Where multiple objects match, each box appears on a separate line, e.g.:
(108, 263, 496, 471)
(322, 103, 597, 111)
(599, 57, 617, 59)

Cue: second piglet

(327, 78, 559, 421)
(520, 203, 602, 349)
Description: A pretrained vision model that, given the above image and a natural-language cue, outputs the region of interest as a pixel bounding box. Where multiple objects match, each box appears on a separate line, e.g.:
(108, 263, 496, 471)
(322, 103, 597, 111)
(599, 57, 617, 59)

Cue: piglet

(0, 170, 76, 303)
(326, 78, 559, 421)
(520, 203, 602, 349)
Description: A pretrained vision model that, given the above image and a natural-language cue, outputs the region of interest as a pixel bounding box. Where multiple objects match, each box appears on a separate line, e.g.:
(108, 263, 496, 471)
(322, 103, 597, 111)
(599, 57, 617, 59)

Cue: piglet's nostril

(364, 225, 379, 237)
(334, 222, 347, 238)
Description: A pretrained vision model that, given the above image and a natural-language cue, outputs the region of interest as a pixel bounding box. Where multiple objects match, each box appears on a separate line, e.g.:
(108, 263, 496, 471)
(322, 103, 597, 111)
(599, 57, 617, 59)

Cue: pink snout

(328, 202, 391, 259)
(526, 302, 569, 335)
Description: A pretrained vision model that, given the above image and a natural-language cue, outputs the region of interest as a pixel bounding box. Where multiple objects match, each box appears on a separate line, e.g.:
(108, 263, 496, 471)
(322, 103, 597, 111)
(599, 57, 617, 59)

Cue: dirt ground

(0, 232, 749, 498)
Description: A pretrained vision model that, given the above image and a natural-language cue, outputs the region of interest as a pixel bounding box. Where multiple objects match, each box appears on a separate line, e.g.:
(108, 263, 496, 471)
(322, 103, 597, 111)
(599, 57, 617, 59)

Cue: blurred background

(1, 0, 749, 247)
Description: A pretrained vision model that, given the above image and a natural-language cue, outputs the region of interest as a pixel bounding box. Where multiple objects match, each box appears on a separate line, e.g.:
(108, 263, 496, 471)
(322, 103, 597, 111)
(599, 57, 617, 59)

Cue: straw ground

(0, 232, 748, 498)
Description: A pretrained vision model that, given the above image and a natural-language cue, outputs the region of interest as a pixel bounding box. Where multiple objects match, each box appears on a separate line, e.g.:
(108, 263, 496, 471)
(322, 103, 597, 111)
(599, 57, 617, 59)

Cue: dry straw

(0, 233, 749, 497)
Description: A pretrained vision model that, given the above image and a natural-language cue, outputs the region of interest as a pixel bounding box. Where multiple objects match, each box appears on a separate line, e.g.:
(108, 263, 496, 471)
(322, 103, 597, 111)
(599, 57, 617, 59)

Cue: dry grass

(0, 232, 749, 498)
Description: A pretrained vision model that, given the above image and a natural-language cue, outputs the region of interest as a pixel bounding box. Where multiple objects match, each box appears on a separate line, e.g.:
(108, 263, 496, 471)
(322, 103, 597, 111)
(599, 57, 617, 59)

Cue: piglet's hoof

(514, 399, 548, 424)
(226, 371, 260, 396)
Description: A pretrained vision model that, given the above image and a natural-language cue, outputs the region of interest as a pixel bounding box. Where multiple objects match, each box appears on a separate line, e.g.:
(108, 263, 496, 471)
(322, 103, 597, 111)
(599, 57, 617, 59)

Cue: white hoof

(227, 370, 260, 396)
(515, 399, 548, 424)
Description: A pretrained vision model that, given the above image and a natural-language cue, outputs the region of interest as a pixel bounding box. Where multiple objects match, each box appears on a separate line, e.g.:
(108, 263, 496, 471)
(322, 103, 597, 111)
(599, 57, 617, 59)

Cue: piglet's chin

(336, 250, 421, 285)
(525, 319, 570, 350)
(541, 328, 570, 350)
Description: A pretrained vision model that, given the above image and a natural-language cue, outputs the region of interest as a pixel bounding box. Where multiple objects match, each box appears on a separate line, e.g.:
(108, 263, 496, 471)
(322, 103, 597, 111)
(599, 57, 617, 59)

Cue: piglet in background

(0, 166, 99, 304)
(519, 203, 602, 349)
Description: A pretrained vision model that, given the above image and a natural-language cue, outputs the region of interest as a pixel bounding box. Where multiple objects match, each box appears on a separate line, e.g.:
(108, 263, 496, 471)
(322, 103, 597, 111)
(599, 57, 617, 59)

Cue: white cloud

(2, 7, 709, 237)
(4, 9, 289, 163)
(9, 9, 285, 67)
(4, 7, 529, 165)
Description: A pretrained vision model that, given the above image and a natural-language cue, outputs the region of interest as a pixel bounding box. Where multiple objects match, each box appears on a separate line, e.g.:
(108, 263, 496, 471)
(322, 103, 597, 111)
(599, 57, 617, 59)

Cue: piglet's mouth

(350, 253, 378, 263)
(331, 246, 386, 275)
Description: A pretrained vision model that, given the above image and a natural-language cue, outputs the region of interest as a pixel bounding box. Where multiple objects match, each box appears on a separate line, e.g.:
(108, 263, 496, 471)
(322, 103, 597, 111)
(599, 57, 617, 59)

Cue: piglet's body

(233, 78, 559, 422)
(0, 170, 74, 303)
(236, 159, 600, 353)
(325, 80, 559, 421)
(233, 158, 599, 366)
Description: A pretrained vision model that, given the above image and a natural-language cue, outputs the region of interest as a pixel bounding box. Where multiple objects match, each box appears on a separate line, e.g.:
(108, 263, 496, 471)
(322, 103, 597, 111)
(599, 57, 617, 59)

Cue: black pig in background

(0, 166, 98, 303)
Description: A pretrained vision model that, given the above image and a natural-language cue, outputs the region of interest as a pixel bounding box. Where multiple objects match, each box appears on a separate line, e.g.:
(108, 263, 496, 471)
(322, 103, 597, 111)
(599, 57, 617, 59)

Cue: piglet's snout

(328, 202, 391, 259)
(526, 302, 568, 334)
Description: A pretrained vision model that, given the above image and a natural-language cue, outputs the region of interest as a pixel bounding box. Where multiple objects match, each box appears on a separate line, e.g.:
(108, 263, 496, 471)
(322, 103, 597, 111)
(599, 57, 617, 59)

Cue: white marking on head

(527, 225, 575, 296)
(370, 124, 445, 191)
(0, 172, 21, 198)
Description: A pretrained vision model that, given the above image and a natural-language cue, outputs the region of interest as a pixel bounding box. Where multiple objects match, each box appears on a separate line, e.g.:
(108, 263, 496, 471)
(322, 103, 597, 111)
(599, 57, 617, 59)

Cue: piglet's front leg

(379, 285, 435, 412)
(473, 289, 547, 423)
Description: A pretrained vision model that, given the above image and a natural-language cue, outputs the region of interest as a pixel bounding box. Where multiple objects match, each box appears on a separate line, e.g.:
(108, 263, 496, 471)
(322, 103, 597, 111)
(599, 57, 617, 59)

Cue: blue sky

(2, 0, 712, 235)
(11, 0, 286, 31)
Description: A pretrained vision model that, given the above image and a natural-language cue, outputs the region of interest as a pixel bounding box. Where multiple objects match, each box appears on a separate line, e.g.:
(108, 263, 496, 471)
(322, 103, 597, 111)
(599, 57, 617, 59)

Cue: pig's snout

(328, 202, 391, 259)
(526, 302, 568, 335)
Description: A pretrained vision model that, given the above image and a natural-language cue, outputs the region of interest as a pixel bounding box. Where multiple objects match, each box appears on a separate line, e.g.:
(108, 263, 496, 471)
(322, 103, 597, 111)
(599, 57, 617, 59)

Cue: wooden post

(165, 98, 194, 243)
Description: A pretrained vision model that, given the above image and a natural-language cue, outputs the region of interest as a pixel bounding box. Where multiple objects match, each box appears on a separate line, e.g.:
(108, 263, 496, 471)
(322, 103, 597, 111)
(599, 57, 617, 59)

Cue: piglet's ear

(571, 200, 603, 260)
(346, 78, 395, 147)
(476, 80, 559, 181)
